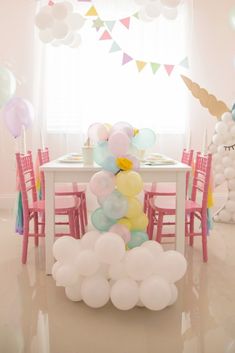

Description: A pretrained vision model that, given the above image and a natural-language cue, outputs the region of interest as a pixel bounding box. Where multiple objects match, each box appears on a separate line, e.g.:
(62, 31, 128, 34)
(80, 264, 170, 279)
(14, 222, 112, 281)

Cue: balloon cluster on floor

(209, 111, 235, 223)
(0, 66, 34, 138)
(35, 2, 85, 48)
(89, 121, 156, 248)
(52, 121, 187, 311)
(52, 234, 187, 310)
(135, 0, 183, 22)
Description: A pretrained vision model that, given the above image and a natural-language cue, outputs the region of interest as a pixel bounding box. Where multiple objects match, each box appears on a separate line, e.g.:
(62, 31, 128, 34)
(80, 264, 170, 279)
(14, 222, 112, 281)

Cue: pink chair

(143, 149, 194, 213)
(16, 151, 80, 264)
(37, 148, 88, 235)
(147, 152, 212, 262)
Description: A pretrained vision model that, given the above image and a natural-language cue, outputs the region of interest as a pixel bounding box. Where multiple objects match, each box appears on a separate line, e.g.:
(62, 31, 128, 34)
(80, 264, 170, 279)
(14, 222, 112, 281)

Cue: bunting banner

(81, 4, 189, 76)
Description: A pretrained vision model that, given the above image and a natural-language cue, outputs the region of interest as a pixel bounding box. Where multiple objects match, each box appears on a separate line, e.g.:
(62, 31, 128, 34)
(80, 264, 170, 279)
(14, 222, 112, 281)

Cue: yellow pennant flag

(136, 61, 146, 72)
(86, 6, 98, 16)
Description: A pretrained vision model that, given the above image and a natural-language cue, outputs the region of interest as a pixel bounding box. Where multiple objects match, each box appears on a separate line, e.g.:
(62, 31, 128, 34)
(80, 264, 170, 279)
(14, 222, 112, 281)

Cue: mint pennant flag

(179, 57, 189, 69)
(105, 21, 116, 32)
(109, 41, 121, 53)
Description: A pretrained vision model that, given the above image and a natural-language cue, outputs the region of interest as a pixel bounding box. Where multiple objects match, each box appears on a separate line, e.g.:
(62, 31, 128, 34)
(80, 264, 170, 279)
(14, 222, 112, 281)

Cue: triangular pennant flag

(122, 53, 133, 65)
(120, 17, 130, 29)
(85, 6, 98, 16)
(133, 12, 139, 19)
(150, 62, 161, 74)
(109, 41, 121, 53)
(164, 64, 174, 76)
(105, 21, 116, 32)
(77, 0, 91, 2)
(99, 30, 112, 40)
(136, 61, 146, 72)
(179, 57, 189, 69)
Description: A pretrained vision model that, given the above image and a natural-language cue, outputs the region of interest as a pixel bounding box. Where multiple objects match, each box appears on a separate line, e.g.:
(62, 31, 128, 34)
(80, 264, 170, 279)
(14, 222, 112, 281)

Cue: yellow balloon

(117, 218, 132, 230)
(130, 213, 149, 231)
(116, 171, 143, 197)
(125, 197, 142, 218)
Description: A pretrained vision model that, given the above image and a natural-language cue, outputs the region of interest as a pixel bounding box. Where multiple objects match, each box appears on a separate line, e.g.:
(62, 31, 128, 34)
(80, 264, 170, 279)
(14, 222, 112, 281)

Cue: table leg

(175, 172, 186, 254)
(45, 172, 55, 275)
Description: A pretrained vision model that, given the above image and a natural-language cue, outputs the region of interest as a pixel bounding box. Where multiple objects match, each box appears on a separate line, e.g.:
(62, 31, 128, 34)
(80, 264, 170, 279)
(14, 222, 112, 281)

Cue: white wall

(0, 0, 234, 208)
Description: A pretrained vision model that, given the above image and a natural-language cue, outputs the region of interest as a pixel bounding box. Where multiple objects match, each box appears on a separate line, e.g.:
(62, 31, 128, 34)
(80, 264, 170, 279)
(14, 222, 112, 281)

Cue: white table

(41, 159, 191, 274)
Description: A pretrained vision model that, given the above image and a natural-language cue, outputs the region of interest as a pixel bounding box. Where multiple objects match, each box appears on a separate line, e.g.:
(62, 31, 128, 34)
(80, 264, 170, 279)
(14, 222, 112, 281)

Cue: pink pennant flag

(99, 30, 112, 40)
(48, 0, 54, 5)
(164, 64, 174, 76)
(120, 17, 130, 29)
(122, 53, 133, 65)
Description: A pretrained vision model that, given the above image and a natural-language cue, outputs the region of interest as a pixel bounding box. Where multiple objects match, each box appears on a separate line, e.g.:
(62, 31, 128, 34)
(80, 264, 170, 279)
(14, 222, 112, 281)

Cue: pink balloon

(88, 123, 109, 143)
(89, 171, 115, 197)
(109, 224, 131, 244)
(111, 122, 134, 138)
(2, 97, 34, 138)
(108, 131, 130, 157)
(124, 154, 140, 171)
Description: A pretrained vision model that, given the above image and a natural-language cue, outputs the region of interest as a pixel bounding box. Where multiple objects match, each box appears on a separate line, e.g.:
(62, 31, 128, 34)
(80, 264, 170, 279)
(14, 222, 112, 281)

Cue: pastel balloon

(102, 155, 119, 174)
(53, 236, 81, 263)
(65, 277, 83, 301)
(110, 278, 139, 310)
(125, 197, 142, 218)
(0, 66, 16, 108)
(108, 131, 130, 156)
(95, 233, 125, 264)
(116, 171, 143, 197)
(75, 250, 100, 277)
(81, 275, 110, 308)
(154, 250, 187, 283)
(56, 264, 79, 287)
(127, 231, 149, 249)
(111, 121, 134, 138)
(88, 123, 109, 143)
(103, 191, 128, 219)
(130, 213, 149, 231)
(132, 128, 156, 149)
(91, 208, 116, 232)
(80, 230, 101, 249)
(125, 247, 155, 281)
(117, 217, 132, 230)
(93, 141, 112, 167)
(109, 224, 131, 243)
(89, 171, 115, 197)
(124, 154, 140, 170)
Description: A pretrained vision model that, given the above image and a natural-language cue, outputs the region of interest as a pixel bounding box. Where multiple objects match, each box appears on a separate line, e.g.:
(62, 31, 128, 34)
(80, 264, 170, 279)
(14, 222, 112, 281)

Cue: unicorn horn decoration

(181, 74, 235, 224)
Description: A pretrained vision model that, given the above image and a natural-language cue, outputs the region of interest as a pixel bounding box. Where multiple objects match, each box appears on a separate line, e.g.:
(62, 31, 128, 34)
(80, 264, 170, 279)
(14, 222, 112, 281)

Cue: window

(40, 1, 192, 135)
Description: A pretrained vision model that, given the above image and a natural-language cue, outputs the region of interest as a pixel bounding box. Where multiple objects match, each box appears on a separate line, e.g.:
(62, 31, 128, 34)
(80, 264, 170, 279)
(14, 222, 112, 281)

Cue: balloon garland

(52, 121, 188, 311)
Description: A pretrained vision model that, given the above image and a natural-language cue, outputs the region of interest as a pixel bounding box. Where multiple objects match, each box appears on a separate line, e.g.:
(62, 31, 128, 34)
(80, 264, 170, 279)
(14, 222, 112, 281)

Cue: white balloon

(212, 134, 223, 146)
(51, 3, 68, 20)
(229, 149, 235, 160)
(53, 236, 81, 263)
(109, 261, 127, 280)
(52, 21, 69, 39)
(67, 12, 85, 30)
(35, 8, 54, 30)
(208, 143, 217, 154)
(214, 173, 225, 186)
(217, 145, 226, 155)
(110, 278, 139, 310)
(225, 200, 235, 212)
(75, 250, 100, 277)
(61, 32, 75, 45)
(214, 164, 223, 172)
(96, 263, 110, 279)
(64, 1, 74, 13)
(141, 240, 163, 258)
(229, 179, 235, 190)
(65, 277, 83, 301)
(81, 231, 101, 249)
(95, 233, 125, 264)
(52, 261, 61, 280)
(145, 2, 162, 18)
(219, 209, 231, 222)
(212, 153, 222, 164)
(221, 112, 232, 123)
(153, 250, 187, 283)
(125, 247, 155, 281)
(162, 6, 178, 20)
(215, 121, 228, 135)
(81, 275, 110, 308)
(56, 264, 79, 287)
(231, 126, 235, 137)
(229, 191, 235, 200)
(160, 0, 181, 8)
(168, 283, 178, 306)
(140, 275, 171, 310)
(222, 156, 232, 167)
(39, 29, 54, 43)
(224, 167, 235, 180)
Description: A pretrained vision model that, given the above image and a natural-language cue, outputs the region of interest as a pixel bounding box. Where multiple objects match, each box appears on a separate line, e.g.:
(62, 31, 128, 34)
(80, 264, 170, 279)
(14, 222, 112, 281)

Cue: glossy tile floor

(1, 209, 235, 353)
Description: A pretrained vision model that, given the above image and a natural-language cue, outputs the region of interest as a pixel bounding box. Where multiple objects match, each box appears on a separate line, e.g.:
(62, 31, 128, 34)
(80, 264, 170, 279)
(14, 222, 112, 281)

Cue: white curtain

(36, 0, 193, 158)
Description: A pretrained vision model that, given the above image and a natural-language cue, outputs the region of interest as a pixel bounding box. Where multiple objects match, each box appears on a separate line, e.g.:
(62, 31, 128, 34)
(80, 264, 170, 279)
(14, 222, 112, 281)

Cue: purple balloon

(2, 97, 34, 138)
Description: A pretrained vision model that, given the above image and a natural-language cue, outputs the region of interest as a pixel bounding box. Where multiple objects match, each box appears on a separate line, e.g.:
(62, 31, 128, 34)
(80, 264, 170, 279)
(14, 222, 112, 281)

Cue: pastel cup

(82, 146, 94, 165)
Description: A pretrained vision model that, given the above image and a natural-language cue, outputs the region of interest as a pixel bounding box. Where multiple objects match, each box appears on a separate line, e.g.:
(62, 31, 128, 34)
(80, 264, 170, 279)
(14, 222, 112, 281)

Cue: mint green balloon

(93, 141, 112, 167)
(127, 231, 149, 249)
(0, 67, 16, 108)
(91, 207, 116, 232)
(132, 128, 156, 149)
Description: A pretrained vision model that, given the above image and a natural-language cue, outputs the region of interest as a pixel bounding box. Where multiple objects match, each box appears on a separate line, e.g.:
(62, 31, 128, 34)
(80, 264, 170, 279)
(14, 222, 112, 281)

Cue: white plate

(143, 160, 176, 165)
(58, 157, 83, 163)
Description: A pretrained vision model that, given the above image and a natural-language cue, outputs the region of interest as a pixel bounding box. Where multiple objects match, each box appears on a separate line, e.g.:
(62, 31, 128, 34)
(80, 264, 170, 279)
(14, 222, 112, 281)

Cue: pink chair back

(37, 148, 50, 200)
(16, 151, 37, 215)
(190, 152, 212, 209)
(181, 149, 194, 195)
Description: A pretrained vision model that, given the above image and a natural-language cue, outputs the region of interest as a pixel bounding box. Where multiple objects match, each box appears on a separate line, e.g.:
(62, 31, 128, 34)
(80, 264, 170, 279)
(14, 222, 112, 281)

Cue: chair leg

(22, 218, 29, 264)
(201, 211, 208, 262)
(82, 193, 88, 226)
(34, 212, 39, 246)
(79, 203, 85, 236)
(144, 194, 148, 213)
(147, 206, 154, 240)
(156, 212, 164, 243)
(189, 213, 194, 247)
(68, 211, 76, 238)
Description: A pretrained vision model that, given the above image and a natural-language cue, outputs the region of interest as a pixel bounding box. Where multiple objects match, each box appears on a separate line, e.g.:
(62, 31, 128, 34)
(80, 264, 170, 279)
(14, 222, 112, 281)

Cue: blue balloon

(102, 155, 119, 174)
(93, 141, 112, 167)
(127, 231, 149, 249)
(132, 128, 156, 149)
(102, 190, 128, 219)
(91, 207, 116, 232)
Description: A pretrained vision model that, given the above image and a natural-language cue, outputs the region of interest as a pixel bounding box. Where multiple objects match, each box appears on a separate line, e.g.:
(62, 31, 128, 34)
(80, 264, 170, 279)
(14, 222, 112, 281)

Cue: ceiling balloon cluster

(134, 0, 183, 22)
(35, 1, 85, 48)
